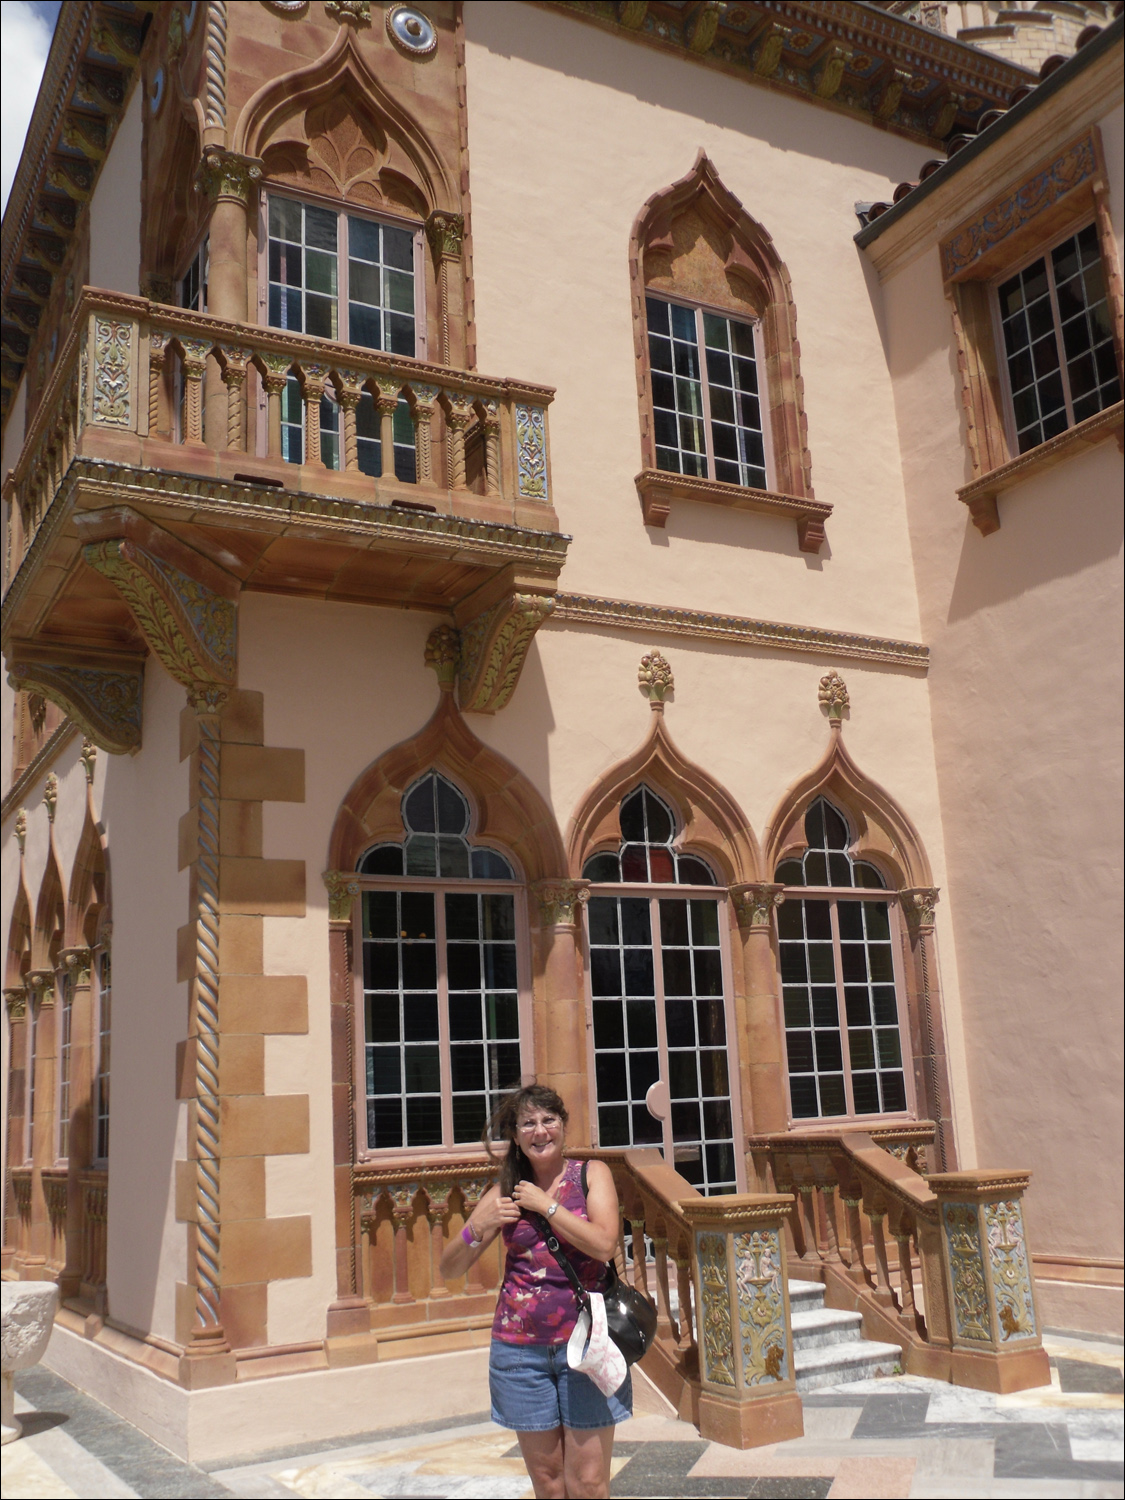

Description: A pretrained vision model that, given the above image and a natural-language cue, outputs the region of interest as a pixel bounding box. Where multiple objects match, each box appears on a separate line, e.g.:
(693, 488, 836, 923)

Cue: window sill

(958, 399, 1124, 536)
(635, 469, 832, 553)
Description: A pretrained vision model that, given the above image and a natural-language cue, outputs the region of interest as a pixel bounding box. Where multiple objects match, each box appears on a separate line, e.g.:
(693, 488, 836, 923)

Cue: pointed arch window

(355, 772, 525, 1154)
(582, 785, 738, 1194)
(775, 798, 910, 1121)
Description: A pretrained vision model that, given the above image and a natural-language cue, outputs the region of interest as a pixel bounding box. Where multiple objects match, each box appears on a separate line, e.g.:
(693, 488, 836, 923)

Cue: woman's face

(515, 1107, 565, 1165)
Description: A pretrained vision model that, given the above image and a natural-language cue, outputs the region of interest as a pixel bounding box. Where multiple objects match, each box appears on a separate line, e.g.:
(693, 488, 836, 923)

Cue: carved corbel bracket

(731, 882, 785, 930)
(900, 886, 940, 935)
(323, 870, 361, 924)
(455, 592, 555, 714)
(533, 879, 590, 928)
(813, 43, 853, 100)
(6, 641, 145, 755)
(78, 514, 238, 714)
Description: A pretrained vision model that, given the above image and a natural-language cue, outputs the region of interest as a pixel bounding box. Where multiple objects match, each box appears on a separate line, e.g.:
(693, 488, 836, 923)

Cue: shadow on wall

(468, 635, 558, 819)
(946, 443, 1123, 626)
(468, 3, 920, 177)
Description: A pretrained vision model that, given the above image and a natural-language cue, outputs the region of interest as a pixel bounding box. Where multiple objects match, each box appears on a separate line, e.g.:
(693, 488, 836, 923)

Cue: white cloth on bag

(566, 1291, 629, 1397)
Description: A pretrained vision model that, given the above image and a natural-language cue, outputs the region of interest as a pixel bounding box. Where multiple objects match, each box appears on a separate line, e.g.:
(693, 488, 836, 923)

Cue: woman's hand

(439, 1184, 515, 1280)
(511, 1179, 554, 1217)
(476, 1193, 521, 1235)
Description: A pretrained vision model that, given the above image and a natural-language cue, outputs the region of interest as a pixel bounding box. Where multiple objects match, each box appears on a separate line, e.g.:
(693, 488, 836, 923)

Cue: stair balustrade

(748, 1128, 1051, 1392)
(3, 288, 555, 584)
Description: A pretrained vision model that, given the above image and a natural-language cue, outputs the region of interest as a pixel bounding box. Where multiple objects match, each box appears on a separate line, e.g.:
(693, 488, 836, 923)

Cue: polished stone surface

(2, 1333, 1120, 1499)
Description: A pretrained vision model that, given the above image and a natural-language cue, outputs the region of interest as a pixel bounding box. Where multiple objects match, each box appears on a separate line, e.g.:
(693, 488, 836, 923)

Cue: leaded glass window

(647, 296, 768, 489)
(356, 773, 523, 1153)
(776, 798, 909, 1121)
(94, 950, 111, 1162)
(57, 972, 73, 1160)
(583, 785, 738, 1193)
(997, 223, 1121, 454)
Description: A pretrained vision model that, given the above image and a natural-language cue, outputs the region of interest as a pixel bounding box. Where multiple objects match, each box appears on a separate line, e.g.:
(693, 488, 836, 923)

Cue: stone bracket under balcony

(6, 640, 145, 755)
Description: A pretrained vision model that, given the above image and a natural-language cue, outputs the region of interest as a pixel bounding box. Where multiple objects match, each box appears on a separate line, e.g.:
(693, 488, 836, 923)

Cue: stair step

(790, 1306, 865, 1350)
(794, 1338, 903, 1393)
(787, 1278, 826, 1311)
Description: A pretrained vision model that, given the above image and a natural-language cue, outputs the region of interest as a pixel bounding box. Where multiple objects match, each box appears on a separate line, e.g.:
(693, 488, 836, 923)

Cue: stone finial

(326, 0, 370, 23)
(80, 738, 97, 784)
(533, 880, 590, 927)
(818, 670, 849, 723)
(43, 773, 58, 822)
(425, 624, 460, 692)
(638, 650, 674, 705)
(323, 871, 361, 924)
(15, 808, 28, 853)
(732, 883, 786, 930)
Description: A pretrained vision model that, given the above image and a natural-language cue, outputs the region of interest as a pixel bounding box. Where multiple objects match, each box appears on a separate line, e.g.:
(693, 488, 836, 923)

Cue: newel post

(928, 1170, 1050, 1393)
(679, 1194, 804, 1449)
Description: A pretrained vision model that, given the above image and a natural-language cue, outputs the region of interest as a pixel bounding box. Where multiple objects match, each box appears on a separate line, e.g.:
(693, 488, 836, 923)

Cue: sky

(2, 0, 61, 213)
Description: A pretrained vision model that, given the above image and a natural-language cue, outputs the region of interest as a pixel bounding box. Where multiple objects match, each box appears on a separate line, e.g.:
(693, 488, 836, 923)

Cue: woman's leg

(517, 1426, 567, 1499)
(561, 1424, 616, 1500)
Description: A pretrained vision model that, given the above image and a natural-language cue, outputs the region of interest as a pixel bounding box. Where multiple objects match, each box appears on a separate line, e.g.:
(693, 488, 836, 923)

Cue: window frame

(92, 946, 111, 1166)
(988, 220, 1121, 457)
(257, 189, 429, 361)
(775, 882, 916, 1129)
(582, 878, 747, 1192)
(644, 290, 776, 493)
(56, 967, 74, 1164)
(350, 869, 534, 1164)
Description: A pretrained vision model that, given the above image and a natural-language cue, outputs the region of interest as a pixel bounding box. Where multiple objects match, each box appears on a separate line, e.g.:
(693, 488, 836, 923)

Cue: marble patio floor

(3, 1332, 1122, 1500)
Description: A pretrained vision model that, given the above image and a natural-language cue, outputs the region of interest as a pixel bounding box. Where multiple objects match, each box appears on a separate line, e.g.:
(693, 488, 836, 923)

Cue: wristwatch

(546, 1202, 559, 1219)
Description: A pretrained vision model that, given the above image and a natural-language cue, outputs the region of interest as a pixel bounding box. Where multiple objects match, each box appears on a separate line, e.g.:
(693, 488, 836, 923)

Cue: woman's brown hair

(484, 1084, 569, 1197)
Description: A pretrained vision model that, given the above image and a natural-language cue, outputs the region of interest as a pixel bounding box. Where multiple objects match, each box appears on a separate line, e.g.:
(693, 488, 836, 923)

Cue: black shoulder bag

(529, 1161, 658, 1366)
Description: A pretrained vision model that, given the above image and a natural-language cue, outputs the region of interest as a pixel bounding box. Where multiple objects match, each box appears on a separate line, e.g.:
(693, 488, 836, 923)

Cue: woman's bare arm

(439, 1184, 520, 1279)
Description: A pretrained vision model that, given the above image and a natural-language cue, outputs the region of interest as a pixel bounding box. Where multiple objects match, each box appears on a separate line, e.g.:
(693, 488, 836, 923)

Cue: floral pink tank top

(491, 1159, 608, 1345)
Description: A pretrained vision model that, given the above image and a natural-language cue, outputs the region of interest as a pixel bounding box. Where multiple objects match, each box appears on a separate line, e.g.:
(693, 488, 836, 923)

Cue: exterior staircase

(789, 1278, 903, 1391)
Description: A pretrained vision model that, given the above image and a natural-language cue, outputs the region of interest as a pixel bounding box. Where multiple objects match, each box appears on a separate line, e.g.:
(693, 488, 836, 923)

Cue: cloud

(2, 1, 55, 215)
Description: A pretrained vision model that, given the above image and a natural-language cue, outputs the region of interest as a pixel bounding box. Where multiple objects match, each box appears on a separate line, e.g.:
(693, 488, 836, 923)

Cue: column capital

(323, 870, 361, 924)
(900, 886, 940, 933)
(195, 147, 263, 207)
(730, 883, 785, 930)
(425, 210, 464, 260)
(60, 947, 94, 985)
(27, 969, 56, 1008)
(532, 879, 590, 927)
(4, 988, 28, 1020)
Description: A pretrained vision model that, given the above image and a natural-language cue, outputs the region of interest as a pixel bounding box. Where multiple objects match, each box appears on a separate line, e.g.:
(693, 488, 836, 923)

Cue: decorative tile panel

(695, 1230, 735, 1387)
(735, 1227, 788, 1385)
(91, 313, 134, 427)
(515, 404, 549, 500)
(942, 1202, 991, 1342)
(985, 1199, 1037, 1341)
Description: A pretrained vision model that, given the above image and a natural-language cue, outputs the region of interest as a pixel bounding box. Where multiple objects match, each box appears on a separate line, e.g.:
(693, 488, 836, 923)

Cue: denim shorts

(489, 1339, 633, 1432)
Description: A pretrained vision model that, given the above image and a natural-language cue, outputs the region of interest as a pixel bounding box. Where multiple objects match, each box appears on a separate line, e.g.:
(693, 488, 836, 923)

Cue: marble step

(788, 1278, 827, 1312)
(794, 1337, 903, 1392)
(791, 1305, 866, 1351)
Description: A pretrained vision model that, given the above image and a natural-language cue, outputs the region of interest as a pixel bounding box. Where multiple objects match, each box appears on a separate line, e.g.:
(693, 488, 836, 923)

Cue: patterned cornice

(550, 593, 929, 670)
(543, 1, 1032, 145)
(1, 2, 154, 429)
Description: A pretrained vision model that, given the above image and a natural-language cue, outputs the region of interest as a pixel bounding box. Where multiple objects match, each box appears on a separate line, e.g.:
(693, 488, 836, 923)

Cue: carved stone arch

(566, 711, 761, 885)
(5, 877, 33, 989)
(233, 26, 456, 219)
(763, 729, 934, 892)
(328, 694, 566, 884)
(629, 150, 814, 502)
(33, 842, 67, 972)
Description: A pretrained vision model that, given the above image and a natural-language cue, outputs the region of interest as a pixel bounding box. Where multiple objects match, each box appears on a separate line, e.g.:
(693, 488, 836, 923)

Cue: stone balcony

(2, 290, 569, 745)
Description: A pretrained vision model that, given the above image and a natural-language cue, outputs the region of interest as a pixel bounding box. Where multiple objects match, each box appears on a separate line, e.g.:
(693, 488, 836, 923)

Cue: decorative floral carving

(327, 0, 371, 23)
(15, 808, 28, 853)
(323, 870, 361, 923)
(425, 624, 460, 691)
(533, 880, 590, 927)
(62, 947, 93, 986)
(637, 650, 673, 703)
(458, 593, 556, 714)
(942, 135, 1096, 279)
(735, 1227, 788, 1384)
(942, 1202, 991, 1343)
(985, 1199, 1037, 1342)
(4, 989, 27, 1021)
(7, 659, 145, 756)
(425, 210, 463, 260)
(515, 405, 549, 500)
(696, 1231, 735, 1386)
(901, 886, 940, 932)
(91, 315, 133, 428)
(43, 772, 59, 822)
(818, 670, 849, 721)
(731, 883, 785, 930)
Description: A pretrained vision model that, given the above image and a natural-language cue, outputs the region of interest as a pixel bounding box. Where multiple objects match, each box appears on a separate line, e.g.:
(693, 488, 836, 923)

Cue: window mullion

(696, 306, 717, 481)
(649, 893, 674, 1168)
(830, 900, 856, 1118)
(338, 209, 349, 347)
(435, 888, 452, 1148)
(1045, 257, 1075, 426)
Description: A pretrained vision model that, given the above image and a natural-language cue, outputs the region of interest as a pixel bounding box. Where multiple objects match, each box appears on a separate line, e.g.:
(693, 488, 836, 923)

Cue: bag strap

(531, 1212, 591, 1311)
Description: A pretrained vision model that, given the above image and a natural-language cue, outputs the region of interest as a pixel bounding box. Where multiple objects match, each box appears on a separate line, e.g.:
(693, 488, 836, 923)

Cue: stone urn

(1, 1281, 58, 1444)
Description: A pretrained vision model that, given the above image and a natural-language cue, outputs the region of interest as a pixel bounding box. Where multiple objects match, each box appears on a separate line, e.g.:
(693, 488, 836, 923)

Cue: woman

(440, 1084, 629, 1500)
